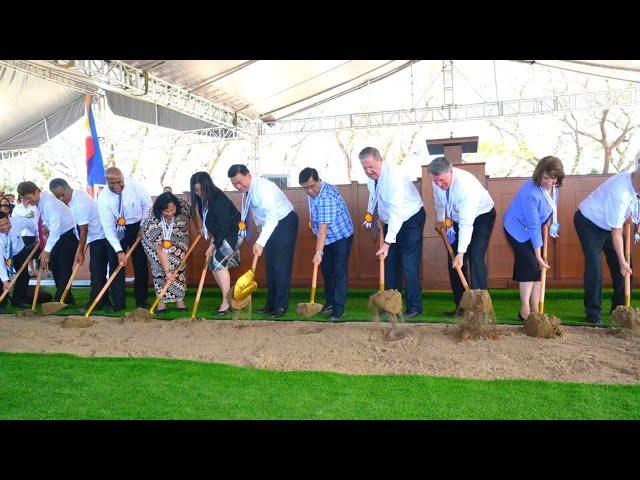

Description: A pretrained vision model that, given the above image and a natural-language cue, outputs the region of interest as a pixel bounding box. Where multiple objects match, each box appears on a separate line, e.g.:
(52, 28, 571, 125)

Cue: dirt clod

(369, 289, 403, 329)
(122, 308, 154, 323)
(295, 302, 323, 318)
(41, 302, 67, 315)
(451, 290, 499, 341)
(62, 316, 95, 328)
(523, 312, 562, 338)
(611, 306, 640, 330)
(231, 293, 252, 320)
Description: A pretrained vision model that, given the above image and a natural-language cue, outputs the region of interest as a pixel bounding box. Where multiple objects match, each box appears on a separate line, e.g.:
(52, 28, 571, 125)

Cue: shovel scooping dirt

(368, 234, 403, 329)
(41, 254, 84, 315)
(296, 263, 323, 318)
(231, 253, 260, 320)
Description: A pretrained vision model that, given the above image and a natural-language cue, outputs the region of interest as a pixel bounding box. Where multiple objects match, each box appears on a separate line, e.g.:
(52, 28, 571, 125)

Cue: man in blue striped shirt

(299, 167, 354, 321)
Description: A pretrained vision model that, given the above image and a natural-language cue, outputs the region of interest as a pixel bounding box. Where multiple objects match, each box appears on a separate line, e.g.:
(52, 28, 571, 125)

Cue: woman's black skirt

(504, 228, 541, 282)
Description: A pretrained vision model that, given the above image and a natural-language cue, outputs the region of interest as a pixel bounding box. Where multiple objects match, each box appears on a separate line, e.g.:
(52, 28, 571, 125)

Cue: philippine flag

(85, 94, 106, 199)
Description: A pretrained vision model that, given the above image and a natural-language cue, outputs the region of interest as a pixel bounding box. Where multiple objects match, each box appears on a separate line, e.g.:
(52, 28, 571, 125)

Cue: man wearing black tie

(97, 167, 153, 311)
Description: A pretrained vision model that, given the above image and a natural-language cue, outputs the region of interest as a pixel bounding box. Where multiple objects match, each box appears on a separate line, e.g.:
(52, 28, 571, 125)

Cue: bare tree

(396, 128, 421, 166)
(205, 141, 230, 177)
(335, 129, 357, 182)
(561, 112, 584, 174)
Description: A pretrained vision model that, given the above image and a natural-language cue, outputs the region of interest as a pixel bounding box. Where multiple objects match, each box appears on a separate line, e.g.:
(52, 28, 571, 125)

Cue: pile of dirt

(295, 302, 323, 318)
(122, 308, 154, 323)
(231, 293, 252, 320)
(41, 301, 66, 315)
(368, 289, 403, 327)
(15, 310, 36, 317)
(611, 306, 640, 330)
(523, 313, 562, 338)
(451, 290, 499, 341)
(62, 316, 95, 328)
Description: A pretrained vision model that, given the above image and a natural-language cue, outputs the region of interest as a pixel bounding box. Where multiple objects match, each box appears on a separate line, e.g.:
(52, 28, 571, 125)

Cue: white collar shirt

(0, 216, 37, 282)
(68, 189, 106, 244)
(366, 161, 423, 244)
(432, 167, 494, 254)
(248, 176, 294, 247)
(11, 203, 37, 236)
(97, 177, 153, 252)
(36, 191, 76, 253)
(579, 171, 639, 231)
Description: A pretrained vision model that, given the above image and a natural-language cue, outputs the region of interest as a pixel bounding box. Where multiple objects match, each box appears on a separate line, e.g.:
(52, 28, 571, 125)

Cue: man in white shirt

(228, 164, 299, 318)
(12, 195, 38, 276)
(97, 167, 153, 311)
(0, 211, 38, 312)
(50, 178, 111, 314)
(17, 181, 79, 305)
(427, 156, 496, 314)
(574, 168, 640, 325)
(359, 147, 426, 317)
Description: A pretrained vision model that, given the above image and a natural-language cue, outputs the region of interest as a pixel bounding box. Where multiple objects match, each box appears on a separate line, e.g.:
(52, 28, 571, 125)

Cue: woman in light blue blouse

(503, 156, 565, 321)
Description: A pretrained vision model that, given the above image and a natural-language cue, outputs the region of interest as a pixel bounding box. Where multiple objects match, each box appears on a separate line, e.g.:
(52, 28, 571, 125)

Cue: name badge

(5, 258, 12, 267)
(117, 217, 126, 227)
(162, 240, 172, 249)
(550, 222, 560, 238)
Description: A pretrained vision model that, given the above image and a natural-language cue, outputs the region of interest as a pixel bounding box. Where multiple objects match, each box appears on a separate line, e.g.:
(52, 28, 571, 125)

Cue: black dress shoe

(216, 308, 230, 316)
(109, 306, 125, 313)
(270, 308, 286, 318)
(404, 310, 420, 318)
(518, 313, 527, 322)
(256, 306, 274, 314)
(586, 314, 603, 325)
(320, 305, 333, 314)
(76, 307, 88, 315)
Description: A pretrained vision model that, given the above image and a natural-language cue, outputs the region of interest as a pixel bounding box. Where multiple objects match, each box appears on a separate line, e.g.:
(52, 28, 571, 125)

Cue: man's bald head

(105, 167, 125, 194)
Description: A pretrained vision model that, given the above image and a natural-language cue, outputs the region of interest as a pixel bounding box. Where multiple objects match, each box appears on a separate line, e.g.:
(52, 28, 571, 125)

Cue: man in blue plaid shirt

(299, 167, 354, 321)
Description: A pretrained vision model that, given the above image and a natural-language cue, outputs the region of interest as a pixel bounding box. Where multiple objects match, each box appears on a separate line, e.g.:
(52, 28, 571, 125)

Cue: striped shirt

(309, 182, 353, 245)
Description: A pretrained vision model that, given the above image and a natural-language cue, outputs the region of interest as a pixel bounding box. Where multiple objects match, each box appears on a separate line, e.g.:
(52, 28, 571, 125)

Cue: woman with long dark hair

(141, 192, 191, 313)
(190, 171, 241, 315)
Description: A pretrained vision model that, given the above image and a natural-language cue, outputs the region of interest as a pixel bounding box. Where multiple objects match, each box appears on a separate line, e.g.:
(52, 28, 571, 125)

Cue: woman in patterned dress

(141, 192, 191, 313)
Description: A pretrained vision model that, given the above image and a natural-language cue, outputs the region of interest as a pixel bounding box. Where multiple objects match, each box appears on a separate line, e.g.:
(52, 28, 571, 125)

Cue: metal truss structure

(0, 60, 99, 95)
(258, 86, 640, 136)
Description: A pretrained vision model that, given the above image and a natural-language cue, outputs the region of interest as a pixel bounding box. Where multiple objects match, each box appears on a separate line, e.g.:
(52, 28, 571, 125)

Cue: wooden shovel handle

(59, 257, 84, 305)
(539, 221, 550, 313)
(625, 221, 631, 306)
(150, 234, 202, 313)
(31, 265, 44, 311)
(251, 252, 259, 272)
(378, 233, 385, 292)
(435, 226, 470, 292)
(0, 243, 39, 304)
(84, 236, 142, 317)
(310, 262, 318, 303)
(191, 260, 209, 319)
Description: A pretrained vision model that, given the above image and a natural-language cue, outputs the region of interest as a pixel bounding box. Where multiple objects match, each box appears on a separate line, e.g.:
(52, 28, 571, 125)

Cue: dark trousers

(449, 208, 496, 307)
(573, 210, 628, 318)
(107, 222, 149, 309)
(87, 238, 110, 309)
(383, 207, 426, 313)
(264, 210, 298, 312)
(321, 234, 353, 316)
(50, 229, 79, 303)
(1, 245, 31, 308)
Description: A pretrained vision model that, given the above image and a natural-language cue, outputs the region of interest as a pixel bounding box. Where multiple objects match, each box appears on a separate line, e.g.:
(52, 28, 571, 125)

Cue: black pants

(264, 210, 298, 312)
(107, 222, 149, 309)
(50, 229, 79, 303)
(383, 207, 426, 313)
(449, 208, 496, 307)
(573, 210, 629, 318)
(1, 245, 31, 308)
(87, 238, 110, 309)
(321, 234, 353, 317)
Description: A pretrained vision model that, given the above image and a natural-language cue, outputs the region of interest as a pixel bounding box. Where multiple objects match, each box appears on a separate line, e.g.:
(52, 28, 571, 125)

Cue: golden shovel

(231, 253, 259, 307)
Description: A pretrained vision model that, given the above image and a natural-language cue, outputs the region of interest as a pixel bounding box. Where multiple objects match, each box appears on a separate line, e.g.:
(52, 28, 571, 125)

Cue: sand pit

(122, 308, 155, 323)
(15, 310, 36, 317)
(41, 302, 67, 316)
(62, 316, 95, 328)
(368, 289, 403, 327)
(295, 302, 323, 318)
(611, 306, 640, 330)
(2, 313, 640, 384)
(523, 313, 562, 338)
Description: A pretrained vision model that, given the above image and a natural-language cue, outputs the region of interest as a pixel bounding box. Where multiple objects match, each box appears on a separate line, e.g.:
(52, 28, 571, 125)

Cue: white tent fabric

(525, 60, 640, 83)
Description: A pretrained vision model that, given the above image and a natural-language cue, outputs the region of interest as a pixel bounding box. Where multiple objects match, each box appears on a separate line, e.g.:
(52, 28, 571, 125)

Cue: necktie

(37, 212, 45, 250)
(371, 180, 380, 238)
(116, 194, 125, 241)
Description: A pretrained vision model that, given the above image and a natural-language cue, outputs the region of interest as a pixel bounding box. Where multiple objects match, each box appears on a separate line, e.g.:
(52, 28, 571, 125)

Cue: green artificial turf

(6, 285, 618, 327)
(1, 352, 638, 419)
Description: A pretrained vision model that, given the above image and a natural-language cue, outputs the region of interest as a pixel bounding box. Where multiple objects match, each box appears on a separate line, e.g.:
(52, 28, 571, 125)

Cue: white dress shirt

(579, 171, 638, 231)
(433, 167, 494, 254)
(248, 176, 294, 247)
(11, 203, 37, 236)
(97, 177, 153, 252)
(366, 161, 423, 244)
(36, 191, 76, 254)
(68, 189, 106, 244)
(0, 216, 37, 282)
